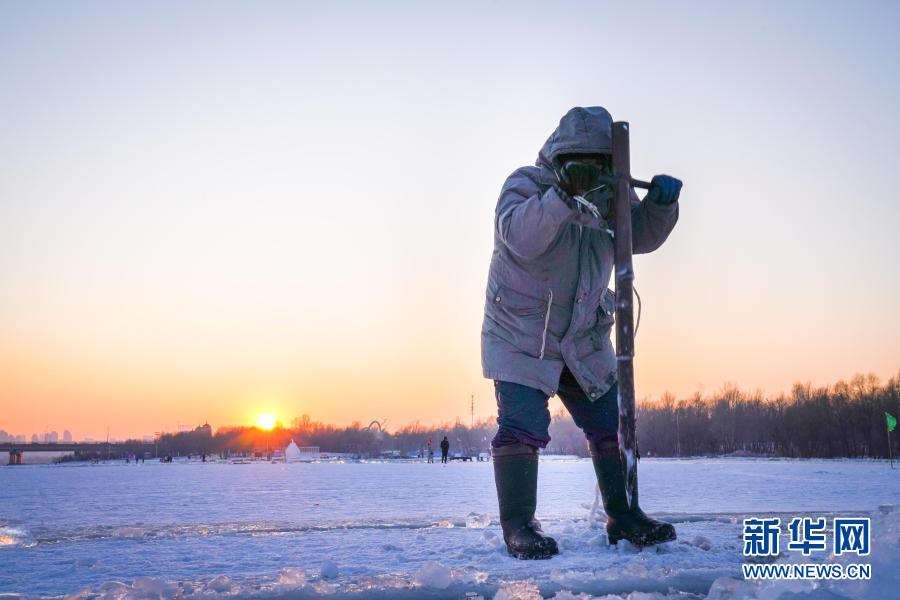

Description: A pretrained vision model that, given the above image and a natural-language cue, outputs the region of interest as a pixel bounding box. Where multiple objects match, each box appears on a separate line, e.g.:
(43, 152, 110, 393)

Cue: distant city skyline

(1, 428, 76, 443)
(0, 425, 198, 444)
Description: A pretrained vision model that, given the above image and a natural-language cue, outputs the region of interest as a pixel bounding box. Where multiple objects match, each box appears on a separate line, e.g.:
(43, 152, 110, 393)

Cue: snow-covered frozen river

(1, 457, 898, 599)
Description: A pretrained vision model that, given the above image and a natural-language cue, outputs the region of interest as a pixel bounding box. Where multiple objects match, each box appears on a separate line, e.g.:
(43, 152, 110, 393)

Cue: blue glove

(644, 175, 682, 206)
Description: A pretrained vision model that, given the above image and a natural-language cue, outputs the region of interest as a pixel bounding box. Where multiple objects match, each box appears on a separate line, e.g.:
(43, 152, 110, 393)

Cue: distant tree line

(632, 372, 899, 459)
(144, 371, 899, 460)
(151, 415, 500, 459)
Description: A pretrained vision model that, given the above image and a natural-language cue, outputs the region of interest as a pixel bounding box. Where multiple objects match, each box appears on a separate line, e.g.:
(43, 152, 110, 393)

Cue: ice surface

(319, 559, 339, 580)
(206, 574, 234, 593)
(413, 560, 453, 589)
(0, 523, 34, 548)
(0, 458, 897, 599)
(495, 580, 543, 600)
(277, 566, 307, 587)
(131, 575, 177, 596)
(467, 512, 492, 528)
(688, 535, 713, 551)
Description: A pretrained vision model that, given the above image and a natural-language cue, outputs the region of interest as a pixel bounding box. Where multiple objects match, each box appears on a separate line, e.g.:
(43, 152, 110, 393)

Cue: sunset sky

(2, 1, 899, 440)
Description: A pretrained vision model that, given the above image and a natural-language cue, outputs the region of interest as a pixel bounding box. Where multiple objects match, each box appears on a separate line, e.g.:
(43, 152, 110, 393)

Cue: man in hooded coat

(482, 106, 682, 559)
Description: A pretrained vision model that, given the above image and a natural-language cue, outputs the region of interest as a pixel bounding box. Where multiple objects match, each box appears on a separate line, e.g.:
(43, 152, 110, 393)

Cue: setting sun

(256, 414, 277, 431)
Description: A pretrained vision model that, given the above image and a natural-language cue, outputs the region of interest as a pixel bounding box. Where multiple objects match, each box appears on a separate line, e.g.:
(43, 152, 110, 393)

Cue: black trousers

(492, 366, 619, 449)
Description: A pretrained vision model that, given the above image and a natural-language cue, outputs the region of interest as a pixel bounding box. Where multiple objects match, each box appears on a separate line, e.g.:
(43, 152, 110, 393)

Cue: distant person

(427, 437, 434, 463)
(481, 107, 681, 559)
(440, 436, 450, 464)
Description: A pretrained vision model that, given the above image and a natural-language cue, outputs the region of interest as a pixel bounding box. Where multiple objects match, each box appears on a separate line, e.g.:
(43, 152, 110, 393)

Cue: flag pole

(887, 412, 896, 469)
(888, 424, 894, 470)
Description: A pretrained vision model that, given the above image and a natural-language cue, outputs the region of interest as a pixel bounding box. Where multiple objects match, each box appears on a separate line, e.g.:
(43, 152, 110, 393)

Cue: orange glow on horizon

(256, 414, 277, 431)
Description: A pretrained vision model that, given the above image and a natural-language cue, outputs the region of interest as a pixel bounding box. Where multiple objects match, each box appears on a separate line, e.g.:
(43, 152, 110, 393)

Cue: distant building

(15, 435, 26, 443)
(31, 433, 39, 443)
(44, 431, 59, 443)
(195, 423, 213, 436)
(63, 430, 73, 442)
(285, 440, 320, 462)
(0, 430, 10, 442)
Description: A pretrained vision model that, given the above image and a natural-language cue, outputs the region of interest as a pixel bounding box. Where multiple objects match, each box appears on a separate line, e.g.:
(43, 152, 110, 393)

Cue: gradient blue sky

(1, 1, 899, 439)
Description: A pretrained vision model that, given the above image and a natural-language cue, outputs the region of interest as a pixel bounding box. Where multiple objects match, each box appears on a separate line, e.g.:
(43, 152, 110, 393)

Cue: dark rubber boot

(590, 439, 676, 547)
(492, 443, 559, 559)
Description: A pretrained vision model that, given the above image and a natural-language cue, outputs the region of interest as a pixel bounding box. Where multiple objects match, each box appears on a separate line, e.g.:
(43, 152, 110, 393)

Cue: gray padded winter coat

(481, 106, 679, 400)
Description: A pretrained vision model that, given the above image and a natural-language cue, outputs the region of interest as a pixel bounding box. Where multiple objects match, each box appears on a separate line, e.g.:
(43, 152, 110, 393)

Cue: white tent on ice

(285, 440, 320, 462)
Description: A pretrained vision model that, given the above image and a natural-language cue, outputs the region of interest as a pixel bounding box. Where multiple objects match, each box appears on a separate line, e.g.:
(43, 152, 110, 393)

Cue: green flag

(888, 412, 897, 433)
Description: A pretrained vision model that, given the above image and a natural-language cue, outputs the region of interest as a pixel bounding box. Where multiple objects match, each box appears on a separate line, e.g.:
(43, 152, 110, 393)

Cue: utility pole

(470, 394, 474, 429)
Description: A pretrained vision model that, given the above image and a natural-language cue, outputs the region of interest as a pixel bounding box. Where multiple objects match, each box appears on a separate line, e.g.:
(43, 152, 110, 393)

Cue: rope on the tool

(634, 284, 642, 338)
